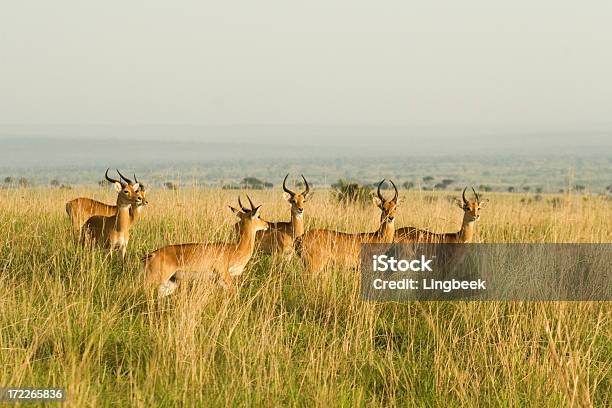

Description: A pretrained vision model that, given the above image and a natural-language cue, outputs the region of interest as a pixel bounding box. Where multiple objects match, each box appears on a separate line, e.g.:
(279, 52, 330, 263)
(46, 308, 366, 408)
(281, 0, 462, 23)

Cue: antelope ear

(479, 199, 489, 208)
(132, 183, 140, 191)
(453, 198, 464, 208)
(252, 206, 262, 218)
(229, 206, 241, 215)
(372, 195, 383, 208)
(114, 182, 123, 192)
(303, 191, 314, 202)
(282, 192, 292, 201)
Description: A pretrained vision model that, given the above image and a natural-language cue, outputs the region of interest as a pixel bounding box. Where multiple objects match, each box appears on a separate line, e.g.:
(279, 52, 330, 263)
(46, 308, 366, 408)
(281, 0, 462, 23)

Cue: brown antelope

(235, 174, 312, 256)
(143, 196, 270, 297)
(297, 179, 399, 273)
(80, 171, 143, 259)
(66, 169, 148, 231)
(395, 187, 488, 243)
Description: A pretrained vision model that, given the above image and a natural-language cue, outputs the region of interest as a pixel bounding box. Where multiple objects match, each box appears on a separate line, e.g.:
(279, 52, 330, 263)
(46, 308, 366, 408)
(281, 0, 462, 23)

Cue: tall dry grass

(0, 187, 610, 407)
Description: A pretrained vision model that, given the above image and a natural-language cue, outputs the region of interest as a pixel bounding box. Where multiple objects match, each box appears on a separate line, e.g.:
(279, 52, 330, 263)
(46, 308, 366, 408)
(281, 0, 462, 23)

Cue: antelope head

(105, 168, 142, 208)
(372, 179, 400, 224)
(456, 187, 488, 222)
(282, 174, 313, 218)
(229, 195, 270, 233)
(117, 169, 148, 207)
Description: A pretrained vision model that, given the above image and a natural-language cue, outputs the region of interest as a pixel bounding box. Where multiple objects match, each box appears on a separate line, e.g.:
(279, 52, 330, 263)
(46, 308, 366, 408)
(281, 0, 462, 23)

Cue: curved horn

(472, 187, 480, 203)
(134, 173, 145, 190)
(462, 187, 468, 205)
(238, 196, 248, 212)
(246, 194, 256, 210)
(301, 175, 310, 196)
(390, 179, 398, 202)
(105, 168, 123, 186)
(377, 179, 386, 202)
(116, 169, 133, 185)
(282, 174, 295, 195)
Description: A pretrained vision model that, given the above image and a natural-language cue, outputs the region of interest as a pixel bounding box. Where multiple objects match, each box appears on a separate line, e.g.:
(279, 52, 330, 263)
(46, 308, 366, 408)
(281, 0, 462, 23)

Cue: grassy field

(1, 187, 610, 407)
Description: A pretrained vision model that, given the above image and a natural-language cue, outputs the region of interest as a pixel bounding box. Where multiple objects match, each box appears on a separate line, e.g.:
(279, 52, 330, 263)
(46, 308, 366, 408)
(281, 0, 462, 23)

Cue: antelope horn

(301, 175, 310, 196)
(246, 194, 256, 210)
(116, 169, 133, 185)
(105, 168, 124, 186)
(390, 179, 398, 202)
(377, 179, 386, 202)
(462, 187, 468, 205)
(238, 196, 249, 212)
(282, 174, 295, 195)
(134, 174, 144, 190)
(472, 187, 480, 203)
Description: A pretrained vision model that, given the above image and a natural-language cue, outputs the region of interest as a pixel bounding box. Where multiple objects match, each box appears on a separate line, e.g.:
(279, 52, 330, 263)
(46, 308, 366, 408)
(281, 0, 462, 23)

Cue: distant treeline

(2, 174, 611, 197)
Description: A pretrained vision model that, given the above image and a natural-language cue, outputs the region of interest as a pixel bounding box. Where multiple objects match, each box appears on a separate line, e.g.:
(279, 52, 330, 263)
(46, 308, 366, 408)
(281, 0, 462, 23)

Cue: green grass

(1, 188, 610, 407)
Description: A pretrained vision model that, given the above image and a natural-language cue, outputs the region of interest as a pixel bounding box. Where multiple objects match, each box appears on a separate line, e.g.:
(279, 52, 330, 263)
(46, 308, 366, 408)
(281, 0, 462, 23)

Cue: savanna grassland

(0, 187, 610, 407)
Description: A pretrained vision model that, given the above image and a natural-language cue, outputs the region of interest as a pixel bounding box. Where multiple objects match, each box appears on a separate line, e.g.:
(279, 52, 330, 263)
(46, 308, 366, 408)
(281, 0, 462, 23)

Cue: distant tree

(241, 177, 272, 189)
(434, 183, 447, 190)
(574, 184, 586, 192)
(242, 177, 263, 188)
(164, 181, 178, 190)
(4, 176, 13, 184)
(507, 186, 515, 193)
(98, 180, 106, 187)
(17, 177, 29, 188)
(331, 179, 372, 206)
(403, 181, 414, 190)
(422, 176, 434, 183)
(60, 184, 72, 190)
(441, 179, 454, 186)
(50, 179, 60, 187)
(479, 184, 492, 192)
(535, 187, 543, 194)
(522, 186, 530, 192)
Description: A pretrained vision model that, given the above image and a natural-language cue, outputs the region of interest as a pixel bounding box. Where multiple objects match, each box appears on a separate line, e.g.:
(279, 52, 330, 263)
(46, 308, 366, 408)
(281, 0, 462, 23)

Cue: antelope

(296, 179, 399, 273)
(394, 187, 488, 244)
(66, 169, 148, 231)
(143, 196, 270, 297)
(235, 174, 312, 256)
(80, 171, 144, 259)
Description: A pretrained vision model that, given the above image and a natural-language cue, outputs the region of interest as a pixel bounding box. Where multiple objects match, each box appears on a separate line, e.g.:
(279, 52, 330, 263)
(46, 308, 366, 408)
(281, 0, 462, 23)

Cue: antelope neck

(115, 205, 132, 231)
(457, 215, 475, 243)
(291, 212, 305, 237)
(376, 221, 395, 241)
(236, 224, 258, 256)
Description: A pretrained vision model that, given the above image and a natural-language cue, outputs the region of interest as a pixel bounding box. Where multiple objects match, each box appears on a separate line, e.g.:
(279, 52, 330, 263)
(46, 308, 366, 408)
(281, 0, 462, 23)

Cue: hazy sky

(1, 1, 611, 131)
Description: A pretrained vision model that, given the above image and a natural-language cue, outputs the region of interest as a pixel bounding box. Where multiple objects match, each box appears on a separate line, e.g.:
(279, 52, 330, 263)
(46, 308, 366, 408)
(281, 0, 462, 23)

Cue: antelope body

(144, 196, 270, 297)
(395, 187, 487, 244)
(235, 174, 312, 256)
(66, 170, 148, 231)
(297, 180, 399, 273)
(80, 171, 143, 259)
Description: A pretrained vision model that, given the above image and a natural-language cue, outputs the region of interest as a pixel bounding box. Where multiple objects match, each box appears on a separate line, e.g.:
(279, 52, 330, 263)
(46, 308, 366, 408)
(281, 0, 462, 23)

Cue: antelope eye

(123, 190, 129, 194)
